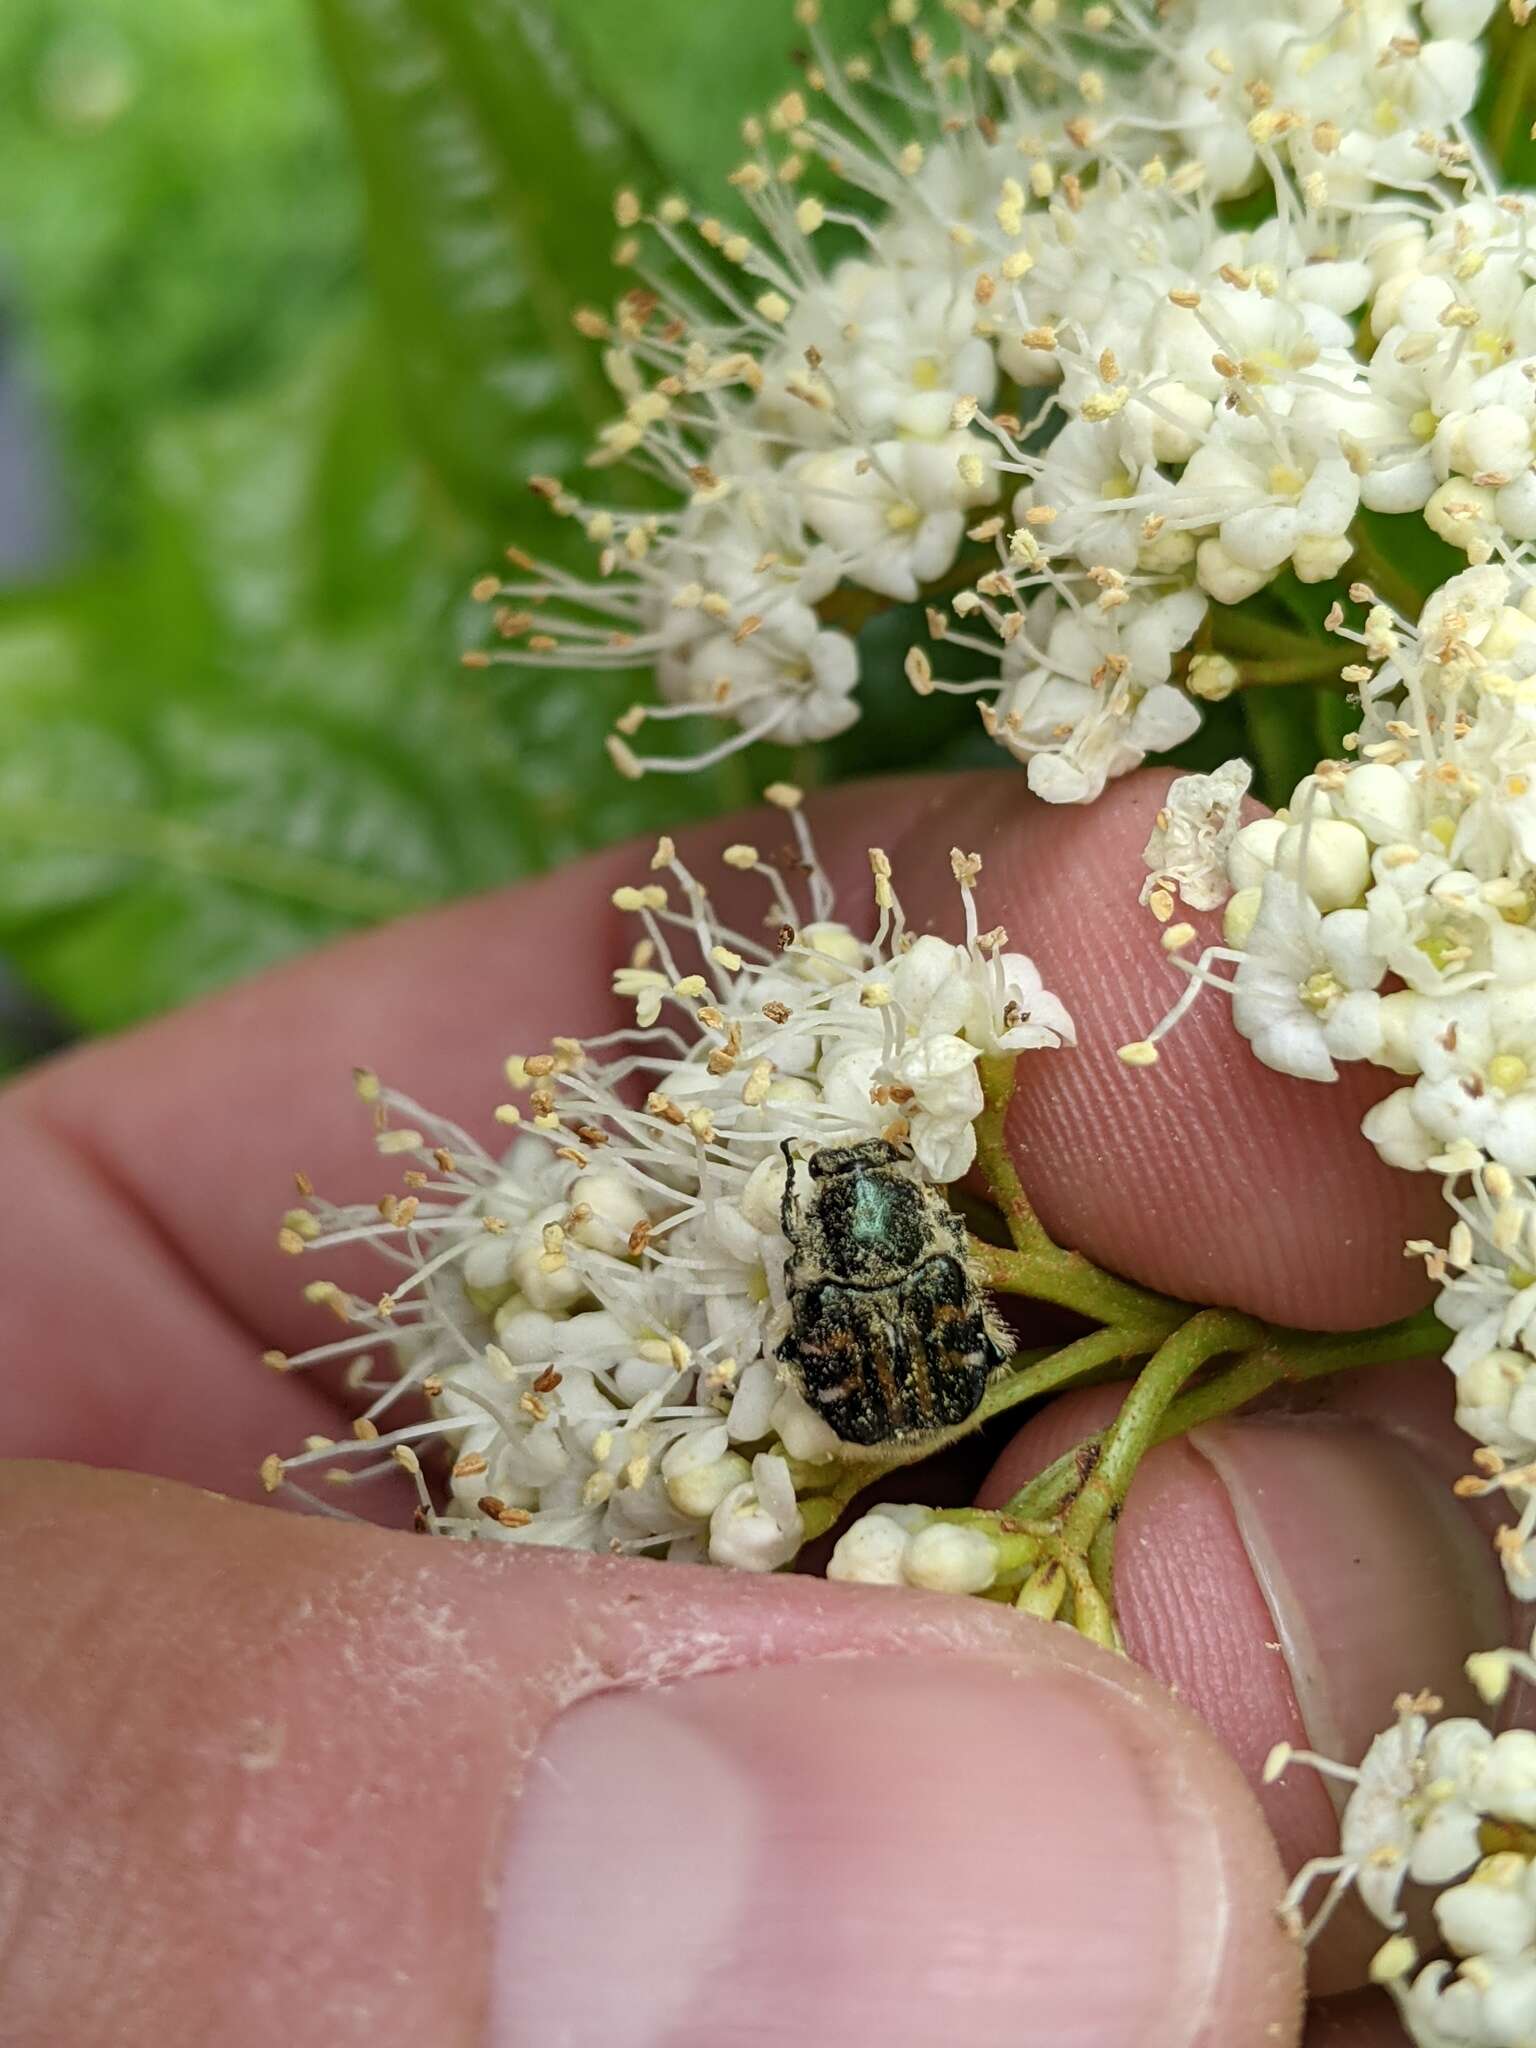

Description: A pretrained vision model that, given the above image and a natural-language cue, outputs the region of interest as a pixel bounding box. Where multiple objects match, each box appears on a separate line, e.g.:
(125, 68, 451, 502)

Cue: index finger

(1, 769, 1441, 1487)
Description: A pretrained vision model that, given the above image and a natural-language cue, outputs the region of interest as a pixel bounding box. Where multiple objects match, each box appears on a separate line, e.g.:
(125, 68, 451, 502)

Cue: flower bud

(1196, 537, 1270, 604)
(1433, 1854, 1536, 1961)
(794, 921, 866, 984)
(1425, 478, 1498, 556)
(1336, 763, 1418, 845)
(663, 1428, 751, 1519)
(1293, 532, 1353, 584)
(1275, 818, 1372, 911)
(902, 1522, 999, 1594)
(1228, 816, 1286, 891)
(568, 1169, 650, 1256)
(827, 1510, 913, 1585)
(1186, 652, 1239, 702)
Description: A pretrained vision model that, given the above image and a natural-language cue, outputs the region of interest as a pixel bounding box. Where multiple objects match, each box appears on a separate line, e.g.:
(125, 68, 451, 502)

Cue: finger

(0, 777, 943, 1488)
(978, 1359, 1508, 1995)
(1, 769, 1439, 1489)
(1, 1463, 1300, 2048)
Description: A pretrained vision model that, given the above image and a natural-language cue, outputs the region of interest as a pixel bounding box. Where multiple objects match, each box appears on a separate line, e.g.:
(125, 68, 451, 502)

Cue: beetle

(773, 1138, 1009, 1453)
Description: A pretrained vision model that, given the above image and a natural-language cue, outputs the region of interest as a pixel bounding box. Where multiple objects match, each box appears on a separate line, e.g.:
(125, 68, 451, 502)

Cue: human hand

(0, 772, 1501, 2047)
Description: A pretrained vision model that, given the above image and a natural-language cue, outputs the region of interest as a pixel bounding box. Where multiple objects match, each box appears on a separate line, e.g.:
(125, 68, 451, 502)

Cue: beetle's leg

(779, 1136, 797, 1242)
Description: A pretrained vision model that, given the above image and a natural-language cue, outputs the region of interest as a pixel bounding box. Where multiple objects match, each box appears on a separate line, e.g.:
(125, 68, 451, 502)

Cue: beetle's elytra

(774, 1139, 1008, 1452)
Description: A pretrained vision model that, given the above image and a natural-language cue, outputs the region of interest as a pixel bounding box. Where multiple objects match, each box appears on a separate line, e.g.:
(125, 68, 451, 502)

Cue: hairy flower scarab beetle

(775, 1138, 1009, 1453)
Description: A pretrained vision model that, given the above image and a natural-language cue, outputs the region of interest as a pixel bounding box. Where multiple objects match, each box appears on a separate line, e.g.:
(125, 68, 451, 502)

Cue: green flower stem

(1004, 1434, 1107, 1526)
(974, 1323, 1170, 1427)
(974, 1053, 1053, 1256)
(1002, 1308, 1445, 1529)
(1087, 1519, 1117, 1606)
(1016, 1556, 1068, 1623)
(1058, 1309, 1260, 1555)
(1232, 654, 1352, 689)
(970, 1235, 1182, 1331)
(1157, 1307, 1444, 1437)
(1202, 608, 1328, 659)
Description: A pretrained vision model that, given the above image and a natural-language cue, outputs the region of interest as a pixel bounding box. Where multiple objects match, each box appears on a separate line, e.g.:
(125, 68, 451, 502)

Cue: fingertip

(3, 1464, 1302, 2048)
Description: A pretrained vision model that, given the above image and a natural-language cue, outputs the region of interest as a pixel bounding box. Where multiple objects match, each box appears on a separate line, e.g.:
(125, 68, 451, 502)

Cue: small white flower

(1232, 880, 1385, 1084)
(796, 434, 993, 602)
(988, 585, 1206, 805)
(708, 1452, 804, 1572)
(1274, 1709, 1488, 1940)
(1378, 990, 1536, 1177)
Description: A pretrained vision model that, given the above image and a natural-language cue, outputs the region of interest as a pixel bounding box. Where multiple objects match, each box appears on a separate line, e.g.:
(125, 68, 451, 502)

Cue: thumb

(2, 1464, 1299, 2048)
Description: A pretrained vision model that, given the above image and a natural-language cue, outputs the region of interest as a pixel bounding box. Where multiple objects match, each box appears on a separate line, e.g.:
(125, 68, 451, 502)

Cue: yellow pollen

(1298, 970, 1341, 1015)
(886, 500, 922, 533)
(1489, 1055, 1529, 1094)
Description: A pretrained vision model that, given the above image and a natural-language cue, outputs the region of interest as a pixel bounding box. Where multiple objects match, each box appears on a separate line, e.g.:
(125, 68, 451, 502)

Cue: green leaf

(311, 0, 653, 527)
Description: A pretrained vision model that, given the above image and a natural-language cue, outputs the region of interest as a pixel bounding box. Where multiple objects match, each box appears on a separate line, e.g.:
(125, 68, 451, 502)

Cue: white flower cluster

(1271, 1673, 1536, 2045)
(1126, 562, 1536, 2041)
(1126, 567, 1536, 1597)
(468, 0, 1517, 804)
(261, 788, 1070, 1568)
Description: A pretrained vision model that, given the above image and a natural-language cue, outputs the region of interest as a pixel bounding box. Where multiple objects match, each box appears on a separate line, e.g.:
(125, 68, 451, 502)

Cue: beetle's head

(807, 1138, 914, 1179)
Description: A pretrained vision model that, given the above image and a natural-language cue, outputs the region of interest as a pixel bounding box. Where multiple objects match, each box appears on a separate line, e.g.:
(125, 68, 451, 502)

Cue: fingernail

(1192, 1414, 1506, 1769)
(494, 1651, 1248, 2048)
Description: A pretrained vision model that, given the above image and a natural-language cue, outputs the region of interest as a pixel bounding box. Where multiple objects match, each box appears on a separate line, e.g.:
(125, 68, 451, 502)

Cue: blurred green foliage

(0, 0, 361, 550)
(0, 0, 767, 1032)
